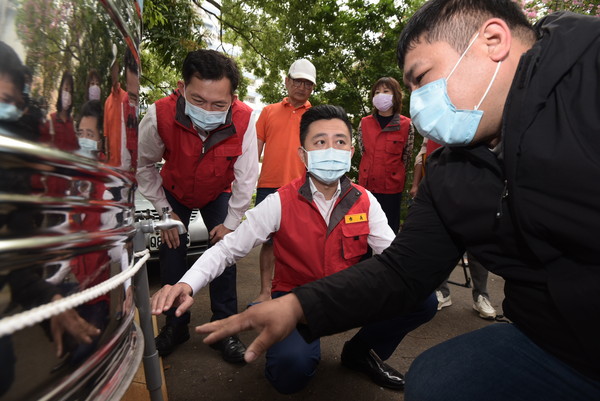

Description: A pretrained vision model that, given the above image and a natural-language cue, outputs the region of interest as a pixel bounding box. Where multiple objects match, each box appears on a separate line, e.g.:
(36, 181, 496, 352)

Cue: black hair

(0, 41, 25, 93)
(299, 105, 353, 147)
(124, 47, 139, 76)
(370, 77, 403, 116)
(182, 49, 240, 93)
(56, 70, 74, 114)
(397, 0, 535, 68)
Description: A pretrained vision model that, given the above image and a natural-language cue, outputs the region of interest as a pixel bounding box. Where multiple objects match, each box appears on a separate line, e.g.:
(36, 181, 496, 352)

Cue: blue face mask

(303, 147, 351, 185)
(183, 88, 230, 132)
(77, 137, 98, 158)
(0, 103, 23, 122)
(409, 33, 501, 146)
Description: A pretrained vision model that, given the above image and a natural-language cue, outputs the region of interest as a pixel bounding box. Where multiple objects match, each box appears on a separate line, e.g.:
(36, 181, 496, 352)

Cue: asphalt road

(149, 247, 506, 401)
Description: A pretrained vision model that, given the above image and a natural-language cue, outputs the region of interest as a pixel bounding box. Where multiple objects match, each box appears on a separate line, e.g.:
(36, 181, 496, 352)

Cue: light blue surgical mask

(77, 137, 98, 158)
(409, 33, 501, 146)
(0, 103, 23, 121)
(302, 147, 351, 185)
(183, 88, 230, 132)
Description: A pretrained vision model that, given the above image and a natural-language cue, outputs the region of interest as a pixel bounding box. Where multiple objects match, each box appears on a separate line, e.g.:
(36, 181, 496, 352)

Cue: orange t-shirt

(104, 86, 127, 168)
(256, 98, 310, 188)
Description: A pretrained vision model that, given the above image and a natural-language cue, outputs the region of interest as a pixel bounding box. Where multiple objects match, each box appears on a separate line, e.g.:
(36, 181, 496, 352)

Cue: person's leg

(264, 290, 321, 394)
(467, 252, 496, 318)
(200, 192, 237, 321)
(264, 328, 321, 394)
(372, 192, 402, 234)
(156, 190, 193, 355)
(353, 292, 437, 360)
(342, 293, 437, 390)
(200, 192, 246, 363)
(405, 323, 600, 401)
(252, 187, 278, 304)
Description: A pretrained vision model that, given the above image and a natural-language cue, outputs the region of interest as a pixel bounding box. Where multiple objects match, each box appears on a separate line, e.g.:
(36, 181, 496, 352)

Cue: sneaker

(473, 295, 497, 319)
(435, 290, 452, 311)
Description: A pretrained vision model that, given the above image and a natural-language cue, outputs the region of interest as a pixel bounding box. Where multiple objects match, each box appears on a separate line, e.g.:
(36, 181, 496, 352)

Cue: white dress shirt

(180, 177, 395, 295)
(136, 103, 260, 229)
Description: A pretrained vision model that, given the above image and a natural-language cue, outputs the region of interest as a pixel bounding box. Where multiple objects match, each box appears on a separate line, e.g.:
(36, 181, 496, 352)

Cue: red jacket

(155, 92, 252, 209)
(272, 175, 371, 292)
(358, 114, 411, 194)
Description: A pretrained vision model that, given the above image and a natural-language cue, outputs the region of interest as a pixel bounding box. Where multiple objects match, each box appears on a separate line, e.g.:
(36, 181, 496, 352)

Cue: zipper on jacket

(496, 179, 509, 218)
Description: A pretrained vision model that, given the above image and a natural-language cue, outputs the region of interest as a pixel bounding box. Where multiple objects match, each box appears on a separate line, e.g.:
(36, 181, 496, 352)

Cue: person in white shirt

(136, 49, 258, 362)
(151, 105, 436, 394)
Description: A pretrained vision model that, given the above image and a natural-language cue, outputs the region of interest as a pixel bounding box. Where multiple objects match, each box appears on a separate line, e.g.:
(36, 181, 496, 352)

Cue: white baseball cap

(288, 59, 316, 85)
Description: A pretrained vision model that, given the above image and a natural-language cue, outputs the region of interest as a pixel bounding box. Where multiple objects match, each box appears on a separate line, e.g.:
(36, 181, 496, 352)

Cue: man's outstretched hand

(195, 293, 305, 363)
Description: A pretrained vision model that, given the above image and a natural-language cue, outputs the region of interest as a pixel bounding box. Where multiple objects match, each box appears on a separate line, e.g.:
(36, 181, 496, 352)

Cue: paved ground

(148, 247, 506, 401)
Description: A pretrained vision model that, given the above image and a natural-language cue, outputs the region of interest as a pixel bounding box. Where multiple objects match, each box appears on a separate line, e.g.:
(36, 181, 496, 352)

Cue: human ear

(177, 80, 184, 92)
(297, 146, 307, 166)
(480, 18, 511, 62)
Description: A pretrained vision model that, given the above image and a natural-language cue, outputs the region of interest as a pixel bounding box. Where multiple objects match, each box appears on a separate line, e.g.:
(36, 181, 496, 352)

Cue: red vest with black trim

(155, 92, 252, 209)
(358, 114, 411, 194)
(272, 174, 371, 293)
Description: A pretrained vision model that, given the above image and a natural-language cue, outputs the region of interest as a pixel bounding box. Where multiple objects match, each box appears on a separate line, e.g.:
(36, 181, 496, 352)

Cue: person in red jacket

(150, 105, 436, 394)
(137, 49, 259, 361)
(358, 77, 414, 233)
(40, 71, 78, 152)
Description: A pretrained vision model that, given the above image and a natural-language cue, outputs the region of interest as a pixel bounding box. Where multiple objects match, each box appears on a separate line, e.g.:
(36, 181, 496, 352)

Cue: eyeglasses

(290, 78, 315, 89)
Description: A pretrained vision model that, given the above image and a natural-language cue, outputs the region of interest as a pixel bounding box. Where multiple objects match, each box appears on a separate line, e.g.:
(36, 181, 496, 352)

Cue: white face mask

(373, 93, 393, 112)
(61, 90, 71, 110)
(77, 137, 98, 158)
(0, 103, 23, 121)
(88, 85, 101, 101)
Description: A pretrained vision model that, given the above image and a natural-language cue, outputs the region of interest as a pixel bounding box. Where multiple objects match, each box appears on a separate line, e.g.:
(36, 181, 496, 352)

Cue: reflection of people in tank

(0, 41, 25, 123)
(85, 69, 102, 102)
(104, 47, 139, 175)
(41, 71, 78, 152)
(76, 100, 106, 161)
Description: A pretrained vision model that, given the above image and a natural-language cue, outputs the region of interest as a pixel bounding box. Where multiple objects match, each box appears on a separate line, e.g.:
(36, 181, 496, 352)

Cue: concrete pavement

(149, 247, 506, 401)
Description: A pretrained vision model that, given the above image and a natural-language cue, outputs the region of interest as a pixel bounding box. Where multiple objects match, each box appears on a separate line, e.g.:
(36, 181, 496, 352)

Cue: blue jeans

(265, 291, 437, 394)
(405, 323, 600, 401)
(160, 190, 238, 327)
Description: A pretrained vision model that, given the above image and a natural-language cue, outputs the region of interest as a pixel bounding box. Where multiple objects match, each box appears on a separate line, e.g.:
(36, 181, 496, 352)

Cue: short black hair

(299, 105, 353, 147)
(79, 100, 103, 131)
(124, 47, 139, 76)
(0, 41, 25, 93)
(56, 70, 74, 113)
(182, 49, 240, 93)
(397, 0, 535, 68)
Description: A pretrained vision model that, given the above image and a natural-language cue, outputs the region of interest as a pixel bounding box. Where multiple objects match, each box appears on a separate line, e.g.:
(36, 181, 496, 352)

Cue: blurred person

(76, 99, 106, 161)
(151, 105, 436, 393)
(358, 77, 414, 234)
(41, 71, 78, 152)
(85, 69, 102, 102)
(0, 41, 25, 123)
(136, 49, 259, 361)
(195, 2, 600, 400)
(251, 58, 316, 304)
(104, 47, 139, 175)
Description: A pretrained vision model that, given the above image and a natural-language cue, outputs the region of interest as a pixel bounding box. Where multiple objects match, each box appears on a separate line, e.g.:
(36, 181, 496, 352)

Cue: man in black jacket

(196, 1, 600, 399)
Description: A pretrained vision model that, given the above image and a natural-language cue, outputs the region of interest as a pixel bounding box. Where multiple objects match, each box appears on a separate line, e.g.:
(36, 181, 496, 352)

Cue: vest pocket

(385, 136, 404, 154)
(212, 144, 242, 176)
(341, 222, 369, 260)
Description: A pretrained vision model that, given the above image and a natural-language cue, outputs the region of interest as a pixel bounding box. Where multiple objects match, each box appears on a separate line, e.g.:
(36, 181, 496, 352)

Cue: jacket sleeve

(292, 176, 462, 342)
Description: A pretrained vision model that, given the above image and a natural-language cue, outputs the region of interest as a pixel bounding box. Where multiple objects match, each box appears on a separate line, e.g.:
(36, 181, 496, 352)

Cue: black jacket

(294, 12, 600, 381)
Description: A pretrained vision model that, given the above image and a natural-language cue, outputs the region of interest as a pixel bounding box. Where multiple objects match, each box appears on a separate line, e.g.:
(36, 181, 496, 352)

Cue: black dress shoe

(155, 324, 190, 357)
(209, 335, 247, 364)
(341, 341, 405, 390)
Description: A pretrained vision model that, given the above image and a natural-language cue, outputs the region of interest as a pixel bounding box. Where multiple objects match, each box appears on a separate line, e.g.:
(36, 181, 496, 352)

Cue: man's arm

(151, 191, 282, 315)
(136, 104, 169, 213)
(218, 110, 260, 237)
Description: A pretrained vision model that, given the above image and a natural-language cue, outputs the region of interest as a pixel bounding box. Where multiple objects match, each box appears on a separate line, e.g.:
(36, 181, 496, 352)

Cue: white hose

(0, 249, 150, 338)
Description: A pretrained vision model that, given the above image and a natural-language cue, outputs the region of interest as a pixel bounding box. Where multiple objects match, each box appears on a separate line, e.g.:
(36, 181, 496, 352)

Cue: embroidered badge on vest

(344, 213, 367, 224)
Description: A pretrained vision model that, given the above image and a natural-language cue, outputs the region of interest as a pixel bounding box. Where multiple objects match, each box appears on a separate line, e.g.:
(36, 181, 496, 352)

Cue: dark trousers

(264, 291, 437, 394)
(160, 190, 238, 327)
(372, 192, 402, 234)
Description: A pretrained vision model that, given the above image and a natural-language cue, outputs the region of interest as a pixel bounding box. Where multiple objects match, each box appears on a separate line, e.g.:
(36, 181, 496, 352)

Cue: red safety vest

(155, 92, 251, 209)
(358, 114, 411, 194)
(272, 175, 371, 292)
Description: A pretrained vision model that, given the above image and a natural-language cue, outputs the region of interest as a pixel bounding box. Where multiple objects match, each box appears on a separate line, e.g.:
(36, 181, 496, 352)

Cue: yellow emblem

(344, 213, 367, 224)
